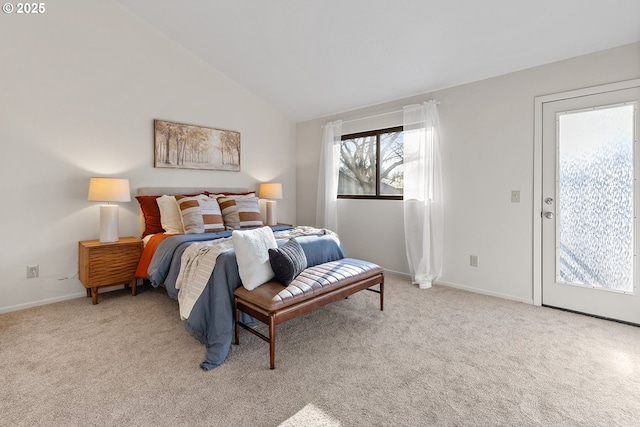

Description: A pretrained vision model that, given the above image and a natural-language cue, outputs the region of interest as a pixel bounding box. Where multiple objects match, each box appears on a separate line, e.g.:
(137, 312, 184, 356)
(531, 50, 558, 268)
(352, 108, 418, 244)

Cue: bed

(135, 187, 346, 369)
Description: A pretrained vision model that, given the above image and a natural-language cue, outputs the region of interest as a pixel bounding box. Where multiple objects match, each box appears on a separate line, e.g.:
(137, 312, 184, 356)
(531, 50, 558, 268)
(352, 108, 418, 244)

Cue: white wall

(0, 1, 295, 313)
(297, 42, 640, 303)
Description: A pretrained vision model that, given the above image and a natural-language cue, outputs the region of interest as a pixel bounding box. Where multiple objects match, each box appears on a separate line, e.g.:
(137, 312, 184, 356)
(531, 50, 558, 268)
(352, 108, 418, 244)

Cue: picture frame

(154, 119, 241, 171)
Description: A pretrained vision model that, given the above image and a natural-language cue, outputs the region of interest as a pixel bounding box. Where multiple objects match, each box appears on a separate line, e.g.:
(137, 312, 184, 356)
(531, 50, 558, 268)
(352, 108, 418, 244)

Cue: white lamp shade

(88, 178, 131, 202)
(259, 183, 283, 200)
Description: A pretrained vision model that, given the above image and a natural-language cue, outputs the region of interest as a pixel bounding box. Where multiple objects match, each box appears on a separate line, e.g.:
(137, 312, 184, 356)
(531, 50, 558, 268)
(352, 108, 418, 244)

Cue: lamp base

(265, 200, 277, 226)
(99, 205, 119, 243)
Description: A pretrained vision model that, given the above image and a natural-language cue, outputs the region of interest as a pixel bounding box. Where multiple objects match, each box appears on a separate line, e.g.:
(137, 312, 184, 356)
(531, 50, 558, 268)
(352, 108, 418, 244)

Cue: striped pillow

(216, 194, 263, 229)
(216, 195, 241, 229)
(175, 195, 225, 234)
(268, 238, 308, 286)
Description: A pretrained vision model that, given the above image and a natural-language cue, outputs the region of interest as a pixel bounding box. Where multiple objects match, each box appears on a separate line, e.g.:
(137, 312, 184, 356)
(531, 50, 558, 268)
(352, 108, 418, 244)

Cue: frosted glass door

(542, 86, 640, 324)
(558, 105, 634, 291)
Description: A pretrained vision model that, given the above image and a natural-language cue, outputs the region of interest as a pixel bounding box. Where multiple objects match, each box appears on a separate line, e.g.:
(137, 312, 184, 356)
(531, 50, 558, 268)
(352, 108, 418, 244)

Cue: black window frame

(338, 125, 404, 200)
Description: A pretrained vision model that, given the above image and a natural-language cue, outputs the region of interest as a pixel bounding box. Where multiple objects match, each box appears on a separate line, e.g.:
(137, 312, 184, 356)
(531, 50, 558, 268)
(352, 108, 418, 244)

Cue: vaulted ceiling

(115, 0, 640, 122)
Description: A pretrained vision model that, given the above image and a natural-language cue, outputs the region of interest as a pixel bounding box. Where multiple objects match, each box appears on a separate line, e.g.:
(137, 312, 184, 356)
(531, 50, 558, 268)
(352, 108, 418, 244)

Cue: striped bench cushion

(234, 258, 383, 311)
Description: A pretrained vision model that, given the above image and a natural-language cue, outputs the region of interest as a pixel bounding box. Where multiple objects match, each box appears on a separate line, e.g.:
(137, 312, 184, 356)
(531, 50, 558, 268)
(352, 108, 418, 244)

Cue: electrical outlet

(470, 255, 479, 267)
(27, 265, 39, 278)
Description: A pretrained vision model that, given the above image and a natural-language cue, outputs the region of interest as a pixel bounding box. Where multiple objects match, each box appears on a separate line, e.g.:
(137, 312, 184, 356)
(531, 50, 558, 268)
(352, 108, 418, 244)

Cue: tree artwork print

(154, 120, 240, 171)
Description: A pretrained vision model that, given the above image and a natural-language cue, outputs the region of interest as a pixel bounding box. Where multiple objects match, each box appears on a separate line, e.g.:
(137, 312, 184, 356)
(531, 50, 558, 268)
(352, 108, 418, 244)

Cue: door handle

(544, 212, 554, 219)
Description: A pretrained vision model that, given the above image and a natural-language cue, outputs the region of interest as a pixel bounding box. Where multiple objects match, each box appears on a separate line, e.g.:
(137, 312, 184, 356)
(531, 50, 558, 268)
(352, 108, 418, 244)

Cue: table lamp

(87, 177, 131, 242)
(259, 182, 283, 226)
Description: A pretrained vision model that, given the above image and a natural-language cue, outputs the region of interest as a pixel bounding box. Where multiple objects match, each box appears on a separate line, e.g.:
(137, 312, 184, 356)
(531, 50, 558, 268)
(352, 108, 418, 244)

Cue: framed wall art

(154, 119, 240, 171)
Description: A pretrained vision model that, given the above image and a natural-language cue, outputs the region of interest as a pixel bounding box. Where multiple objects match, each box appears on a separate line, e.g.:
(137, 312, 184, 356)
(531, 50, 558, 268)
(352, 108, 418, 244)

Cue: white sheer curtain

(402, 101, 443, 289)
(316, 120, 342, 231)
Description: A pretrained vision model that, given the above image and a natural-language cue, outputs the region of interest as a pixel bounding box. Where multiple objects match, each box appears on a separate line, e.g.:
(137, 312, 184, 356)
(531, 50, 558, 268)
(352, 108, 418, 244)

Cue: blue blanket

(146, 226, 345, 369)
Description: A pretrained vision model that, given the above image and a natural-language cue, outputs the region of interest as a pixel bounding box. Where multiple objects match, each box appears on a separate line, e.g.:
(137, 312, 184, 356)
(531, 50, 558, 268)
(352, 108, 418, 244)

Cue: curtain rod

(341, 109, 403, 125)
(322, 100, 440, 127)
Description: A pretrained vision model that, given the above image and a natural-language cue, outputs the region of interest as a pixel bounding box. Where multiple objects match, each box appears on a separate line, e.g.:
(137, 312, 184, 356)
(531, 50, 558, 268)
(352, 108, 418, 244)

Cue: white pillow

(156, 195, 184, 234)
(232, 226, 277, 290)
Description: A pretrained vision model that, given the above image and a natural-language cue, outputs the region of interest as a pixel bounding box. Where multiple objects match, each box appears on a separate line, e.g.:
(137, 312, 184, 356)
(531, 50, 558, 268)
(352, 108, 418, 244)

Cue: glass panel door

(542, 86, 640, 324)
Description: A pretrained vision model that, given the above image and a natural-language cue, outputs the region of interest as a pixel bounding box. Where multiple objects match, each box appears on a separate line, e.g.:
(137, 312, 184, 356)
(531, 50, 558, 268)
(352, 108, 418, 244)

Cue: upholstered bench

(233, 258, 384, 369)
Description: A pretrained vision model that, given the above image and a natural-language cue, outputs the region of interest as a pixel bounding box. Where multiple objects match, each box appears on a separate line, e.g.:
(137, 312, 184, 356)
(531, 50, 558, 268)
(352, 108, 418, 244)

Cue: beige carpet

(1, 274, 640, 426)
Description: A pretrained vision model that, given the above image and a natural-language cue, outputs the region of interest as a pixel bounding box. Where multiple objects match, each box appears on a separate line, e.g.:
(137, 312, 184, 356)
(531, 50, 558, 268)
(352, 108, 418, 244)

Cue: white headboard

(137, 186, 251, 196)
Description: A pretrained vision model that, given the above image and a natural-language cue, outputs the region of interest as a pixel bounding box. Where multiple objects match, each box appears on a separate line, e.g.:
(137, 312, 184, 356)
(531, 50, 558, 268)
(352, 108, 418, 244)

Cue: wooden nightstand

(79, 236, 143, 305)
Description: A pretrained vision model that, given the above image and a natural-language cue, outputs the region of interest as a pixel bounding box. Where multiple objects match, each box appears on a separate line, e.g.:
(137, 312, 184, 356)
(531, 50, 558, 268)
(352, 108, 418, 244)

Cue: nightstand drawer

(83, 244, 141, 286)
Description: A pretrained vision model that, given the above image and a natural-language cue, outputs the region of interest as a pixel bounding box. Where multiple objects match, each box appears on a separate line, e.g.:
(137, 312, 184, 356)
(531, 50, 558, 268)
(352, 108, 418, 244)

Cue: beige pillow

(176, 195, 225, 234)
(156, 195, 184, 234)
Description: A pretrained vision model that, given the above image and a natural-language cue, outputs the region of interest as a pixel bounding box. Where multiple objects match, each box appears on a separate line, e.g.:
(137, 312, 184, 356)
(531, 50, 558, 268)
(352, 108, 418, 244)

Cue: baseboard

(0, 292, 87, 314)
(435, 280, 534, 305)
(382, 268, 411, 278)
(381, 271, 533, 305)
(0, 282, 139, 315)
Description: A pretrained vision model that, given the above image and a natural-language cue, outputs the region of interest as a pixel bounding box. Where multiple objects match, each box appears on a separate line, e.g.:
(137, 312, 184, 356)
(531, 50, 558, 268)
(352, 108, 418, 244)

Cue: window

(338, 126, 403, 199)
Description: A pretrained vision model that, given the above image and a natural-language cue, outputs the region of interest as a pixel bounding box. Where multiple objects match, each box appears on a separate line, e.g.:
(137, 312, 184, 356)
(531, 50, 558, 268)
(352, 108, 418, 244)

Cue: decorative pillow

(232, 226, 277, 290)
(215, 196, 241, 229)
(135, 195, 163, 237)
(236, 195, 263, 228)
(176, 195, 225, 234)
(216, 194, 263, 229)
(156, 195, 185, 234)
(269, 238, 308, 286)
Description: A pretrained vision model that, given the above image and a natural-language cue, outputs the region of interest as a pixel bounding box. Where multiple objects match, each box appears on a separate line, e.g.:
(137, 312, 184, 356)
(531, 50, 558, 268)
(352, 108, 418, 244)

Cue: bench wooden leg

(234, 297, 240, 345)
(380, 277, 384, 311)
(269, 314, 276, 369)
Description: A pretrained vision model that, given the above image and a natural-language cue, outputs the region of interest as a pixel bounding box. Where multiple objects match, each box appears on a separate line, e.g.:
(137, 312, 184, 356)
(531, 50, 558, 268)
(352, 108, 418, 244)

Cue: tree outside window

(338, 127, 403, 199)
